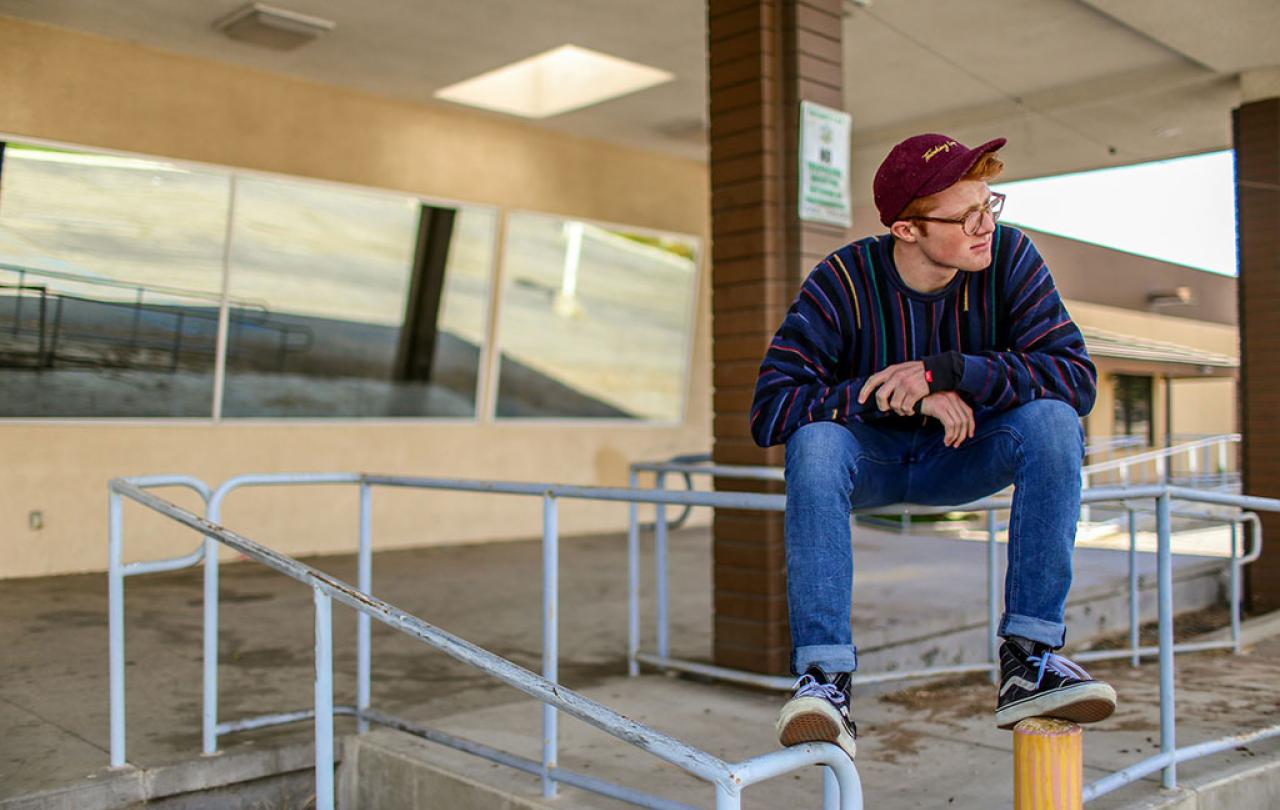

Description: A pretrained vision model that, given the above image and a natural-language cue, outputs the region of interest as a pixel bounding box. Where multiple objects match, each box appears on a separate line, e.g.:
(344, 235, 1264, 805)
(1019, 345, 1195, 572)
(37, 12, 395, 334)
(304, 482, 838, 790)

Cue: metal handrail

(626, 455, 1277, 801)
(624, 456, 1247, 685)
(1083, 433, 1239, 475)
(0, 261, 270, 315)
(5, 286, 313, 372)
(108, 474, 862, 810)
(1084, 435, 1147, 455)
(107, 470, 1278, 806)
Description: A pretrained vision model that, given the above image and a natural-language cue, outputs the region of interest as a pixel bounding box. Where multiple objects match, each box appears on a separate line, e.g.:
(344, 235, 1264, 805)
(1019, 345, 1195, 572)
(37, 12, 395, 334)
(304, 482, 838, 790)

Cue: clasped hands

(856, 360, 975, 448)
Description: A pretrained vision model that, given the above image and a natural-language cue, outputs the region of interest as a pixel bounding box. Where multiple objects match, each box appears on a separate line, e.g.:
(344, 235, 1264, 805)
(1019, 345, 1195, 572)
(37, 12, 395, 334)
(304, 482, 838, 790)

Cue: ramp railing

(108, 470, 1279, 805)
(107, 474, 863, 810)
(1082, 433, 1240, 489)
(626, 458, 1278, 799)
(626, 458, 1254, 689)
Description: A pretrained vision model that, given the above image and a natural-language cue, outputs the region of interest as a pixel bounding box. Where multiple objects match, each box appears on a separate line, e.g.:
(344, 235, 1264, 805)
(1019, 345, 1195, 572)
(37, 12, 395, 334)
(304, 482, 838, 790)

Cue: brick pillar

(708, 0, 845, 674)
(1234, 97, 1280, 613)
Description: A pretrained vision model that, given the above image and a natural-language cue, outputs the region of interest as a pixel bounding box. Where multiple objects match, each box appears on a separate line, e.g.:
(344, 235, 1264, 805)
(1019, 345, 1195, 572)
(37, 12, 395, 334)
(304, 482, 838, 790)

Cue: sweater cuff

(923, 351, 964, 392)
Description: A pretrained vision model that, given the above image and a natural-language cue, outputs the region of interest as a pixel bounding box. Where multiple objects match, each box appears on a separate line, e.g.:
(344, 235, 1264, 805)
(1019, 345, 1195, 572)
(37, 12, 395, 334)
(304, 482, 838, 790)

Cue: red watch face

(925, 370, 934, 383)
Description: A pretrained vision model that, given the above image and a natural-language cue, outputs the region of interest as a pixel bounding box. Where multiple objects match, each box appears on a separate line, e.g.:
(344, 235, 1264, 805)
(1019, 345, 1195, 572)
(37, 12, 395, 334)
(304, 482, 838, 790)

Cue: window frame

(488, 208, 703, 427)
(0, 131, 702, 428)
(0, 132, 501, 425)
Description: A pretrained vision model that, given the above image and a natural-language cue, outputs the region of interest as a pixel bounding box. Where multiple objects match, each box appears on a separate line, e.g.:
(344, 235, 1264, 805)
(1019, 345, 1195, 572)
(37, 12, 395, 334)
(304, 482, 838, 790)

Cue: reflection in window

(1113, 374, 1153, 446)
(0, 144, 230, 416)
(496, 213, 698, 420)
(222, 176, 494, 418)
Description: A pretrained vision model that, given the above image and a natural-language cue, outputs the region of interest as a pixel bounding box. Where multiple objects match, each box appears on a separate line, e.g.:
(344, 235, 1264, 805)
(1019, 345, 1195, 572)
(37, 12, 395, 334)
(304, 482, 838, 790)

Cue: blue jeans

(784, 398, 1085, 675)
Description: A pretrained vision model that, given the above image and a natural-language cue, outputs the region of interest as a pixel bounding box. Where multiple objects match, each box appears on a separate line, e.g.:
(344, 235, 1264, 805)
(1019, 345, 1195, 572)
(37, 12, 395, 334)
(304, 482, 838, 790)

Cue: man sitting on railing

(750, 133, 1116, 759)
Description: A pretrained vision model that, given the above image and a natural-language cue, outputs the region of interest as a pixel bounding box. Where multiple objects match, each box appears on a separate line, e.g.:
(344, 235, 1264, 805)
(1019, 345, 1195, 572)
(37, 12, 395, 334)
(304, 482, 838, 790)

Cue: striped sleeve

(749, 259, 873, 447)
(956, 234, 1096, 416)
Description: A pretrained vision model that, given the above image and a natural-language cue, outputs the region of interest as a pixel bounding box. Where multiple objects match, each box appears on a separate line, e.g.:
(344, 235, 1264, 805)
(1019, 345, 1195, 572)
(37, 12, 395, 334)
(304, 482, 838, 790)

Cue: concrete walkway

(1, 523, 1275, 808)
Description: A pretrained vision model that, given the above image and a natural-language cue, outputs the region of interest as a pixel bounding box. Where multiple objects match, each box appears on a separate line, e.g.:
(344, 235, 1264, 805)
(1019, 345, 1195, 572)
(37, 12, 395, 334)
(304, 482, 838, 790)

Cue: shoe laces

(1027, 650, 1091, 688)
(792, 673, 847, 705)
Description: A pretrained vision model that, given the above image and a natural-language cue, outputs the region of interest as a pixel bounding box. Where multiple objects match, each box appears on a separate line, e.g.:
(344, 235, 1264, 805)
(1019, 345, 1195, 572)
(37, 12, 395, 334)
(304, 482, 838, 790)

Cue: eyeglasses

(909, 192, 1005, 236)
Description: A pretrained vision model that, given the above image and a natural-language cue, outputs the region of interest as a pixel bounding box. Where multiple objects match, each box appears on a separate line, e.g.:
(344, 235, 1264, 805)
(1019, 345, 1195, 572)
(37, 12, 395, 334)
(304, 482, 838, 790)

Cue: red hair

(897, 152, 1005, 233)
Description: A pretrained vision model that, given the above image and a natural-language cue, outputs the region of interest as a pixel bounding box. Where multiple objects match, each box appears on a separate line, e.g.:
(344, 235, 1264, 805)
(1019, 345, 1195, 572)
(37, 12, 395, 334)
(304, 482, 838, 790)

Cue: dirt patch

(879, 673, 992, 723)
(866, 721, 927, 765)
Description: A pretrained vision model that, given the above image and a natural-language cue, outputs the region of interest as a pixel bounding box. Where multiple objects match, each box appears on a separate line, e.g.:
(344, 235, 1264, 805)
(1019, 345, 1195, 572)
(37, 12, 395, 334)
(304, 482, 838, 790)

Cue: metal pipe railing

(626, 458, 1253, 690)
(1083, 434, 1240, 490)
(626, 458, 1273, 801)
(108, 475, 860, 810)
(108, 468, 1274, 807)
(108, 474, 212, 769)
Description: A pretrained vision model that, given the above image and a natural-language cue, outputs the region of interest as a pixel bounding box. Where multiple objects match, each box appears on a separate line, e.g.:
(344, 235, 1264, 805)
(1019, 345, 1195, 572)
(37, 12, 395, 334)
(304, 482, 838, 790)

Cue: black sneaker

(776, 667, 857, 759)
(995, 640, 1117, 730)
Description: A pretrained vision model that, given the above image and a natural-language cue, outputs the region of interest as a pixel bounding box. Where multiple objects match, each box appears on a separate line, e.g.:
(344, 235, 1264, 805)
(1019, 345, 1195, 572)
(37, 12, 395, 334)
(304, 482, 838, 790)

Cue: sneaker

(776, 667, 857, 759)
(995, 640, 1117, 730)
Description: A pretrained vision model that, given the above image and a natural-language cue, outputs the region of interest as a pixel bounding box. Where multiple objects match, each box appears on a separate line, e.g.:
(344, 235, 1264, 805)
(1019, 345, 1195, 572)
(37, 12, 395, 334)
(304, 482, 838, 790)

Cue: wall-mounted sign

(798, 100, 851, 228)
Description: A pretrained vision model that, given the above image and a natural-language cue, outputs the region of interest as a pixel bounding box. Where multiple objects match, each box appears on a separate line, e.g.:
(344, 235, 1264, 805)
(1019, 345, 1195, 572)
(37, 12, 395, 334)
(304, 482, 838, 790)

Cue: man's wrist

(923, 351, 964, 392)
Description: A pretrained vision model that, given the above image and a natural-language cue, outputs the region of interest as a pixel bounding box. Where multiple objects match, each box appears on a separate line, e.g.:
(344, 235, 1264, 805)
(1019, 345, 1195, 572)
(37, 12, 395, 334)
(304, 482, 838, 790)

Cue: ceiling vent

(214, 3, 335, 50)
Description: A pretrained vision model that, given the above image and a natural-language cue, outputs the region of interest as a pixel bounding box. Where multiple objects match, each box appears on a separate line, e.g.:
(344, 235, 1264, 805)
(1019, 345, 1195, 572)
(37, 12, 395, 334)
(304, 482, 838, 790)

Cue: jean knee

(785, 422, 858, 491)
(1013, 400, 1084, 465)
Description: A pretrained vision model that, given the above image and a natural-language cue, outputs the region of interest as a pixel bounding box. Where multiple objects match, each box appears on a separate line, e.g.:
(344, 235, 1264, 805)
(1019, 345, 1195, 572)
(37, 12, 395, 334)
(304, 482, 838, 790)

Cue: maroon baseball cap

(873, 133, 1006, 226)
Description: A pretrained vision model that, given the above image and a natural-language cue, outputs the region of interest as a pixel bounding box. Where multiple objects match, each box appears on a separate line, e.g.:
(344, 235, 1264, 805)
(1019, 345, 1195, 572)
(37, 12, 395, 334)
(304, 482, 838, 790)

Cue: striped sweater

(749, 225, 1096, 448)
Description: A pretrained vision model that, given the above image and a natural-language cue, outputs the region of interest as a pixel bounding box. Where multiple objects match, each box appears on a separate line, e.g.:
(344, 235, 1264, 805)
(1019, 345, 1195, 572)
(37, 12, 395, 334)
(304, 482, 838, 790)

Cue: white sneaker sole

(776, 696, 857, 759)
(996, 681, 1117, 730)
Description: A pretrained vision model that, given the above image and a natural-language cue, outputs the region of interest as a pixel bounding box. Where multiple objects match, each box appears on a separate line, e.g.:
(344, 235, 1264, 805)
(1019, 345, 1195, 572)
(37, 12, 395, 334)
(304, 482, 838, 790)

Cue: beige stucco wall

(1067, 301, 1238, 359)
(0, 17, 713, 578)
(1068, 300, 1239, 443)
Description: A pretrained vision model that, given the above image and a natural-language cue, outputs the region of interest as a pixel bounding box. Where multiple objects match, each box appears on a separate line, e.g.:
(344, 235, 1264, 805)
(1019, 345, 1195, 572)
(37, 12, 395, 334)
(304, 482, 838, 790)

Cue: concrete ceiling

(1, 0, 1277, 192)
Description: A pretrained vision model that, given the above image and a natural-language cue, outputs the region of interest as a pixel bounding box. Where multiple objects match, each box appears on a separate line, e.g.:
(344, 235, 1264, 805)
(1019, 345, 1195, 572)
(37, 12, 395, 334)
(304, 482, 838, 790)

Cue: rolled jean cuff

(999, 612, 1066, 649)
(792, 644, 858, 676)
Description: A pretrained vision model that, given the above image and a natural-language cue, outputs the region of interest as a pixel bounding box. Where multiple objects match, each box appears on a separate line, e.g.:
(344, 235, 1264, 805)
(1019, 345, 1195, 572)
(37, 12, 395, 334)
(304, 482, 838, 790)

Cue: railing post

(1230, 519, 1241, 654)
(1079, 471, 1090, 524)
(1156, 491, 1176, 789)
(542, 493, 559, 798)
(108, 490, 127, 768)
(357, 482, 373, 733)
(715, 782, 741, 810)
(1128, 508, 1140, 667)
(202, 533, 220, 756)
(655, 471, 670, 660)
(627, 468, 641, 677)
(130, 286, 144, 350)
(987, 509, 999, 684)
(313, 588, 335, 810)
(1013, 718, 1082, 809)
(12, 269, 23, 335)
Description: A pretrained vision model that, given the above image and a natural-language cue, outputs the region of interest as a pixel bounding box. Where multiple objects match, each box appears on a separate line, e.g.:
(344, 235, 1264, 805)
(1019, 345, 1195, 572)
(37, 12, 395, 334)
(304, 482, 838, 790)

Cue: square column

(708, 0, 846, 673)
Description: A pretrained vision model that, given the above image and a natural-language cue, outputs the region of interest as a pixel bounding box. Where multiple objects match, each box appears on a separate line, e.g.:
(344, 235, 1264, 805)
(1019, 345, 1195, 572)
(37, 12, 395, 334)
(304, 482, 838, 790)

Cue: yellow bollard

(1013, 717, 1083, 810)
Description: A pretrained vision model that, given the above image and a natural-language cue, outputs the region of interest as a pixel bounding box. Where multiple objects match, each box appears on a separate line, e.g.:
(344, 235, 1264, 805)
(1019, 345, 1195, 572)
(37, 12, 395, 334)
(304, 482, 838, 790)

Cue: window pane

(496, 213, 698, 420)
(0, 144, 229, 417)
(1112, 374, 1153, 445)
(222, 176, 494, 418)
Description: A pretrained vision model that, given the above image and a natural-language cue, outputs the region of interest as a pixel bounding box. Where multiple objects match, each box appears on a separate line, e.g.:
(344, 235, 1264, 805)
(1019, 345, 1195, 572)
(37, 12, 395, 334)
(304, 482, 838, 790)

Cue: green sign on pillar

(798, 100, 852, 228)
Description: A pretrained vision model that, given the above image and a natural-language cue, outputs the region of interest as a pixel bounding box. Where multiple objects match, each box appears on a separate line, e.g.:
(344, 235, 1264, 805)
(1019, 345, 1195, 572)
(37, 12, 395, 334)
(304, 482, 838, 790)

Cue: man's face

(912, 179, 996, 272)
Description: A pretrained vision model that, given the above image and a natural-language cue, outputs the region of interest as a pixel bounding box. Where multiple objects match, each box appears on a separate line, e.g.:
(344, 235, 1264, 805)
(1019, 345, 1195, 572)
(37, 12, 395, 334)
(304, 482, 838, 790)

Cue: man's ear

(890, 220, 917, 243)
